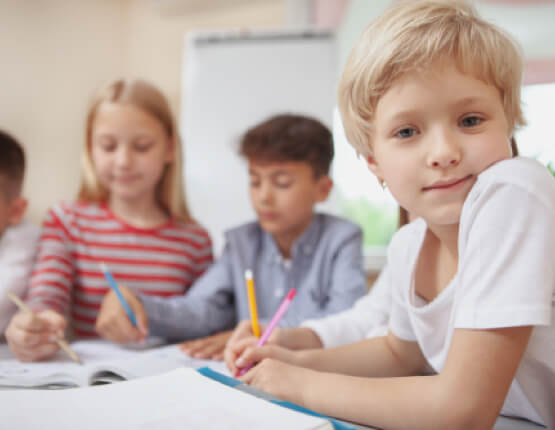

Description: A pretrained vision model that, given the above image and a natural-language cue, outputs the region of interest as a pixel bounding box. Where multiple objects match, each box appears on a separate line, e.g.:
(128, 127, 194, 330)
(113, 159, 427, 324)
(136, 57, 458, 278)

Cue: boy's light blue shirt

(141, 213, 367, 341)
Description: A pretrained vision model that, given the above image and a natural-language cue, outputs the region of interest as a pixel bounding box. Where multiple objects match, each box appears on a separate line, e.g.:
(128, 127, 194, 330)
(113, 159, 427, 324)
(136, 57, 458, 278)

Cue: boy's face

(248, 159, 332, 246)
(0, 186, 27, 238)
(367, 61, 512, 229)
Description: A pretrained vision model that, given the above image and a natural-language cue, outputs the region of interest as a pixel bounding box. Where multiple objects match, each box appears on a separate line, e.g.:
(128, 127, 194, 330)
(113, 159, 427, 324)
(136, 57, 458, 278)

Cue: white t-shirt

(0, 221, 40, 333)
(301, 265, 391, 348)
(388, 157, 555, 427)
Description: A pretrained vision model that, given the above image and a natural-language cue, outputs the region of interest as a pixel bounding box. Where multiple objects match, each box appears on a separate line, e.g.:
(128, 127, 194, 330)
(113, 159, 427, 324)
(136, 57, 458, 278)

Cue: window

(332, 108, 398, 272)
(516, 82, 555, 173)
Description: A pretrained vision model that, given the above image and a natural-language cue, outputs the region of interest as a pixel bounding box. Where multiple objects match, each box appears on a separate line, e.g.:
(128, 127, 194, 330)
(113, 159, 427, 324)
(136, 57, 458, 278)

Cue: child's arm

(24, 207, 74, 315)
(96, 245, 235, 344)
(241, 326, 531, 429)
(5, 209, 70, 361)
(238, 331, 426, 378)
(301, 264, 392, 348)
(138, 245, 237, 341)
(0, 222, 40, 333)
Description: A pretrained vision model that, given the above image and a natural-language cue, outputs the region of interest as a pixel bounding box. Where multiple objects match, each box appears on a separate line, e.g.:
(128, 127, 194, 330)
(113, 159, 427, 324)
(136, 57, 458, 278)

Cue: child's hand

(224, 333, 259, 375)
(179, 330, 233, 360)
(5, 309, 67, 362)
(224, 320, 284, 373)
(239, 358, 314, 405)
(229, 342, 298, 377)
(95, 286, 148, 344)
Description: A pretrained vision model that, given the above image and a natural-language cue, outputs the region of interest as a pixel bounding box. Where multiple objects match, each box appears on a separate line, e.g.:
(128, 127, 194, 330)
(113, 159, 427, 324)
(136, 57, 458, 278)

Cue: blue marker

(99, 262, 137, 327)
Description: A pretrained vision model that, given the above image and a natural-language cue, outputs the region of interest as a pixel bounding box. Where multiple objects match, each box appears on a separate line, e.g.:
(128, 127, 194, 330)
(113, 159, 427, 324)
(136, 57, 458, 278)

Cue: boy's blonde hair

(338, 0, 525, 157)
(77, 79, 192, 223)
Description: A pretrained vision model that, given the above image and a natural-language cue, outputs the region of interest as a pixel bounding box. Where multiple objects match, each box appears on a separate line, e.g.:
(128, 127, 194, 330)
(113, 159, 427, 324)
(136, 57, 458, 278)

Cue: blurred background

(1, 0, 554, 272)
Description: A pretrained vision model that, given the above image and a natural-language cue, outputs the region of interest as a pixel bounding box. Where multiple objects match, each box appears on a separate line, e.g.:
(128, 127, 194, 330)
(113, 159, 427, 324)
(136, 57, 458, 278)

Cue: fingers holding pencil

(96, 285, 148, 344)
(236, 288, 297, 377)
(5, 305, 68, 362)
(234, 343, 298, 378)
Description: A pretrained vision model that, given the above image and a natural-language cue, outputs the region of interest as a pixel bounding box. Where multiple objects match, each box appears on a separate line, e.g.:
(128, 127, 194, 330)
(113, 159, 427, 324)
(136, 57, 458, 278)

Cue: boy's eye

(460, 115, 482, 128)
(273, 174, 293, 188)
(275, 181, 292, 189)
(395, 127, 418, 139)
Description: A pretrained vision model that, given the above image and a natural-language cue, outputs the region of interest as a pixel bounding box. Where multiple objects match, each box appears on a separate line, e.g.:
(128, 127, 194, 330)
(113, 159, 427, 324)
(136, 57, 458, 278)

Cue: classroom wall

(123, 0, 287, 120)
(0, 0, 126, 224)
(0, 0, 286, 224)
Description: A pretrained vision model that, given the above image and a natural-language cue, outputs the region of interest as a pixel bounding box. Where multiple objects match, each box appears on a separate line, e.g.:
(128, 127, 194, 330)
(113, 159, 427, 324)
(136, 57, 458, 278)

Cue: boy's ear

(8, 196, 28, 226)
(365, 155, 384, 182)
(315, 175, 333, 202)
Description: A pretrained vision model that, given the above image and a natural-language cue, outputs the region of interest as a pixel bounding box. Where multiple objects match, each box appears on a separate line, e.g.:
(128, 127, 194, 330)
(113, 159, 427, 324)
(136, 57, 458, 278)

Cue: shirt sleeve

(191, 228, 214, 280)
(0, 223, 40, 332)
(301, 264, 392, 348)
(140, 242, 236, 341)
(455, 183, 555, 329)
(25, 207, 75, 316)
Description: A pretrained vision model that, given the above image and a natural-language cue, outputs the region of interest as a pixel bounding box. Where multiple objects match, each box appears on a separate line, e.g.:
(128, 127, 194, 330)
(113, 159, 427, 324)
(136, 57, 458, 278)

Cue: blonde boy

(0, 130, 40, 334)
(231, 1, 555, 428)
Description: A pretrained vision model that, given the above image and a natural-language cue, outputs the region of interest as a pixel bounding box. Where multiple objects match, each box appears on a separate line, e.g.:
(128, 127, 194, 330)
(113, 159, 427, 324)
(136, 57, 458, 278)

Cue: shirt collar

(262, 213, 322, 264)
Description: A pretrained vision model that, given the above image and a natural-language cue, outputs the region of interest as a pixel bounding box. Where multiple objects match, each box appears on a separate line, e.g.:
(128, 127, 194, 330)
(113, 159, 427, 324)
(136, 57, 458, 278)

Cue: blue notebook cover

(197, 367, 356, 430)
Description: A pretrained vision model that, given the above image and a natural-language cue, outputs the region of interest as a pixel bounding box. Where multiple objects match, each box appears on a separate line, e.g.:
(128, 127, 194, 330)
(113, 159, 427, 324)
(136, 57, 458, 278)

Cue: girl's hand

(179, 330, 233, 360)
(95, 286, 148, 343)
(225, 335, 259, 375)
(224, 320, 286, 373)
(239, 358, 315, 405)
(231, 342, 299, 377)
(5, 310, 67, 362)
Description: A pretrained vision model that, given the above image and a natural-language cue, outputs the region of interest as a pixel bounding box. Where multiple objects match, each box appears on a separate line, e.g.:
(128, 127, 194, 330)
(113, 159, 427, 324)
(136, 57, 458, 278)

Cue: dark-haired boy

(96, 114, 366, 358)
(0, 130, 40, 334)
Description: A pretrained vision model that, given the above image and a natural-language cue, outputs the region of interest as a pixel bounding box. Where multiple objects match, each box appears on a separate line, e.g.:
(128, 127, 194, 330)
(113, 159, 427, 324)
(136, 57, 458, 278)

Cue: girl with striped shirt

(5, 79, 213, 361)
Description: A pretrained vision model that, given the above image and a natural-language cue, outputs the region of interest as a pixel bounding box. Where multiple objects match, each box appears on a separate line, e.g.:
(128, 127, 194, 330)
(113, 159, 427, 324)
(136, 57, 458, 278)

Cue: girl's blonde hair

(338, 0, 526, 157)
(77, 79, 192, 223)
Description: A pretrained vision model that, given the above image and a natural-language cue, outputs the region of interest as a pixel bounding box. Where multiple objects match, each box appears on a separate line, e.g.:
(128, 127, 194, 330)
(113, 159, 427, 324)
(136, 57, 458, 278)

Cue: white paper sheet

(0, 368, 331, 430)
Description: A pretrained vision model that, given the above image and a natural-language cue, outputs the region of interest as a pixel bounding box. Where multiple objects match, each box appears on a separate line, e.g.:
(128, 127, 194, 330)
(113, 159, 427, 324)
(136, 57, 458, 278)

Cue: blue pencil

(99, 262, 137, 327)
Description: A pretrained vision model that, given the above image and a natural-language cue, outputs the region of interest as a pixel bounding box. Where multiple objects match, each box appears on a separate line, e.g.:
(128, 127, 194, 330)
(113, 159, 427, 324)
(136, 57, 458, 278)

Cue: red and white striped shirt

(26, 201, 213, 337)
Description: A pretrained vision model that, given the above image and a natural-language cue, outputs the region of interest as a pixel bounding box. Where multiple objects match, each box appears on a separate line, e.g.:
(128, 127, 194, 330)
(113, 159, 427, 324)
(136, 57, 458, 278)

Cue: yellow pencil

(6, 292, 82, 365)
(245, 269, 260, 338)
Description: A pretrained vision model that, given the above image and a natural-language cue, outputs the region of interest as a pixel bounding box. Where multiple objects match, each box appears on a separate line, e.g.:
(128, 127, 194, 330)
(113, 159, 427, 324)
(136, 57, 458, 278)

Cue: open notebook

(0, 367, 337, 430)
(0, 340, 228, 388)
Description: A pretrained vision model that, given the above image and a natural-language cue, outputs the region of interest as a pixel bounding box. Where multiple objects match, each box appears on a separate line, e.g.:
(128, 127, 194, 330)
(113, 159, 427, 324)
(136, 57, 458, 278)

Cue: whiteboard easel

(181, 30, 338, 255)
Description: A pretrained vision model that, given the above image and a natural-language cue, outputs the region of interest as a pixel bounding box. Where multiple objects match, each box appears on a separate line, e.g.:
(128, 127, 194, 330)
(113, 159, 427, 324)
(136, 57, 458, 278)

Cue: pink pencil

(237, 288, 297, 376)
